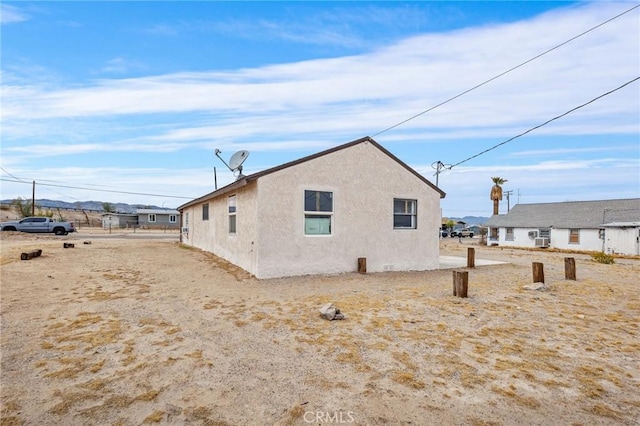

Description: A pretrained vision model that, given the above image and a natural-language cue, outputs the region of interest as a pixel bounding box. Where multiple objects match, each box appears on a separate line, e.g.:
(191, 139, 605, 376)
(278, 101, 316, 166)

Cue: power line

(0, 178, 195, 199)
(1, 167, 80, 200)
(372, 4, 639, 137)
(0, 167, 25, 182)
(447, 76, 640, 169)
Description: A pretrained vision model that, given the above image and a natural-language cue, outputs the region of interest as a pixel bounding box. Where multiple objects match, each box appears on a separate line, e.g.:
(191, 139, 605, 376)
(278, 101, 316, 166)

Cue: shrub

(591, 252, 615, 264)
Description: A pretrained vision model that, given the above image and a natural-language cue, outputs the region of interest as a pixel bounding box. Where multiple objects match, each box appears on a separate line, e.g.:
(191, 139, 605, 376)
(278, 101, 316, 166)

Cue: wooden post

(453, 271, 469, 298)
(357, 257, 367, 274)
(532, 262, 545, 283)
(20, 250, 42, 260)
(564, 257, 576, 280)
(467, 247, 475, 268)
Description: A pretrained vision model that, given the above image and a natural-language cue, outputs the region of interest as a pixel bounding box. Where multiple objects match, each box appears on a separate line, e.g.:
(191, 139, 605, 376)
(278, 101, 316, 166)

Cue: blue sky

(1, 1, 638, 217)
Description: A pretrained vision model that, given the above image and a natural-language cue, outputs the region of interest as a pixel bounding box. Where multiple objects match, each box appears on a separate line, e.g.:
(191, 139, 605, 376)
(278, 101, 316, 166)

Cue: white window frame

(569, 228, 580, 244)
(506, 227, 514, 241)
(304, 190, 333, 236)
(393, 198, 417, 229)
(228, 195, 237, 235)
(148, 214, 156, 223)
(169, 215, 177, 223)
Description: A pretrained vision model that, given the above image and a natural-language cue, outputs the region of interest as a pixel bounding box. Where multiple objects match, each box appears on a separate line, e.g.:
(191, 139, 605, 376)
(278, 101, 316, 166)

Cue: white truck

(0, 217, 76, 235)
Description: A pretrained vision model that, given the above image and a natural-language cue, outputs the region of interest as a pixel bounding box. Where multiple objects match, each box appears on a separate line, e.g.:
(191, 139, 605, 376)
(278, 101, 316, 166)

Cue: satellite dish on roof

(229, 150, 250, 170)
(215, 149, 250, 180)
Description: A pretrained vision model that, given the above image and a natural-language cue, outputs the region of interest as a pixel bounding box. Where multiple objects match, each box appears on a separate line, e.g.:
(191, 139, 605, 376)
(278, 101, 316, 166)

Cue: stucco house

(136, 209, 180, 229)
(483, 198, 640, 255)
(178, 137, 446, 279)
(101, 209, 180, 229)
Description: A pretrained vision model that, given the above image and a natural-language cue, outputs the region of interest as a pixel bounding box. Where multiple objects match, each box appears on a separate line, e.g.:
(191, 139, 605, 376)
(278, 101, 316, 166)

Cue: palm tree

(490, 177, 508, 215)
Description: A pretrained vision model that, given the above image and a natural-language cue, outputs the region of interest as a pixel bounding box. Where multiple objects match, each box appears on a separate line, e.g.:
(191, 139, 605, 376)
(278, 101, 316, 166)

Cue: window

(185, 212, 189, 227)
(569, 228, 580, 244)
(539, 229, 550, 238)
(393, 199, 417, 229)
(228, 195, 237, 234)
(506, 227, 514, 241)
(169, 215, 176, 223)
(304, 190, 332, 235)
(202, 203, 209, 221)
(148, 214, 156, 223)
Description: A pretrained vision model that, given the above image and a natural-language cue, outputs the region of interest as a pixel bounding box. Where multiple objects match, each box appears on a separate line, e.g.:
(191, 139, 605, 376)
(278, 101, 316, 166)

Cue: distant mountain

(446, 216, 490, 225)
(0, 199, 163, 214)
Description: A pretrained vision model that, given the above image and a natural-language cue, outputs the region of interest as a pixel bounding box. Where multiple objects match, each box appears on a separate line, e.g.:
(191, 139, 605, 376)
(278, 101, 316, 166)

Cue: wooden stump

(532, 262, 545, 283)
(467, 247, 475, 268)
(63, 243, 75, 248)
(564, 257, 576, 280)
(357, 257, 367, 274)
(453, 270, 469, 298)
(20, 249, 42, 260)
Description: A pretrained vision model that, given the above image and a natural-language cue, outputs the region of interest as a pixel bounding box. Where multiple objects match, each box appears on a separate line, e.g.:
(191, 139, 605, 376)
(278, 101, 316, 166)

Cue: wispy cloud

(1, 2, 638, 211)
(3, 2, 637, 135)
(140, 4, 433, 48)
(509, 145, 640, 158)
(100, 57, 146, 75)
(1, 4, 30, 24)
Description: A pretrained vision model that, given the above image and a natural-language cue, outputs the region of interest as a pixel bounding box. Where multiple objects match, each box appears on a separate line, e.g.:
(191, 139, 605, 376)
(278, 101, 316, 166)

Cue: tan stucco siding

(182, 182, 258, 275)
(254, 141, 441, 278)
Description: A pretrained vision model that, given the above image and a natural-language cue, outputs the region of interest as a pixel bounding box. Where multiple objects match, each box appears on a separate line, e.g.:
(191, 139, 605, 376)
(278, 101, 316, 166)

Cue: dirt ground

(1, 230, 638, 425)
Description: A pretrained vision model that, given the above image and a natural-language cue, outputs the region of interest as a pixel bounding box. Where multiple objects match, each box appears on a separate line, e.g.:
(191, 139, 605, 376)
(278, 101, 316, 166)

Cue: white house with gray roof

(178, 137, 446, 279)
(483, 199, 640, 255)
(101, 209, 180, 229)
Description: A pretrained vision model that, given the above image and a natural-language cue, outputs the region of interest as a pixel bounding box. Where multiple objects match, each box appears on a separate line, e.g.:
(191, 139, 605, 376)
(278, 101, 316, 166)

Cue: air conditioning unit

(535, 237, 550, 248)
(528, 231, 538, 239)
(181, 227, 189, 233)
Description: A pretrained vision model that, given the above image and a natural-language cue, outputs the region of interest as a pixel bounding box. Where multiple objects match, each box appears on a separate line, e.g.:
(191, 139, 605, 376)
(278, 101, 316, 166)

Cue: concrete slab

(439, 255, 507, 269)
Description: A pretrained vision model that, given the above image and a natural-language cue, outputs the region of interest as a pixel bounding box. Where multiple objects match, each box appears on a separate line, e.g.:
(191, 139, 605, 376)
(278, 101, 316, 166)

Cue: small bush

(591, 252, 615, 264)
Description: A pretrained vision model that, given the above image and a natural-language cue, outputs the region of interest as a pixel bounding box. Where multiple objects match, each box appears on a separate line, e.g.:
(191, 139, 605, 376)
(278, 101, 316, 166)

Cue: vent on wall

(528, 231, 538, 239)
(535, 237, 549, 248)
(181, 227, 189, 233)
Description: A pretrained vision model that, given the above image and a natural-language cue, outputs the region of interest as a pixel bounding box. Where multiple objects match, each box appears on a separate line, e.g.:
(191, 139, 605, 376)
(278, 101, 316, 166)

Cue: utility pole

(32, 180, 35, 216)
(504, 190, 513, 212)
(431, 161, 451, 187)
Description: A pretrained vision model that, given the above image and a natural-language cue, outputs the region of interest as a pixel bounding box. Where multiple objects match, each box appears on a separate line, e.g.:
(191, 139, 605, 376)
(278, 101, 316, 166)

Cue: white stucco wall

(491, 227, 603, 252)
(253, 141, 442, 279)
(604, 227, 640, 255)
(181, 182, 259, 275)
(502, 228, 539, 248)
(551, 228, 602, 251)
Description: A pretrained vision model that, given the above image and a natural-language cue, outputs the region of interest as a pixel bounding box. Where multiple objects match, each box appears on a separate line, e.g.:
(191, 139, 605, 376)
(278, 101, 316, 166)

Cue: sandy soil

(1, 230, 638, 425)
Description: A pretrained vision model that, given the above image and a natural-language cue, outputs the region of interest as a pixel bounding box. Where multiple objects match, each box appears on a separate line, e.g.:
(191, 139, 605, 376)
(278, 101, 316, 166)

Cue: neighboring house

(101, 213, 138, 229)
(101, 209, 180, 229)
(178, 137, 446, 279)
(136, 209, 180, 229)
(483, 199, 640, 255)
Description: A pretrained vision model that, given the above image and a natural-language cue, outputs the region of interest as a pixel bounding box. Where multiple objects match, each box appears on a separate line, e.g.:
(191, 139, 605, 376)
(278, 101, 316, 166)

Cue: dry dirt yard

(1, 230, 638, 425)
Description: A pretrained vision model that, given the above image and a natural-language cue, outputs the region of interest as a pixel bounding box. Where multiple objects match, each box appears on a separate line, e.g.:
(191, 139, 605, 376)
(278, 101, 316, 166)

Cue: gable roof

(178, 136, 445, 211)
(483, 198, 640, 229)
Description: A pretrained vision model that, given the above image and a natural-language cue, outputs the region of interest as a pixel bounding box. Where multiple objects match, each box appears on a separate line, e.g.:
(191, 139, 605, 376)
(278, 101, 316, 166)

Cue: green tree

(102, 202, 116, 213)
(490, 177, 508, 215)
(11, 197, 33, 218)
